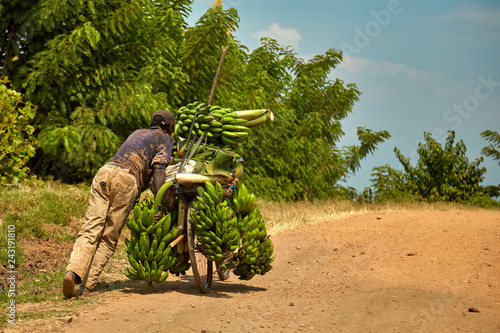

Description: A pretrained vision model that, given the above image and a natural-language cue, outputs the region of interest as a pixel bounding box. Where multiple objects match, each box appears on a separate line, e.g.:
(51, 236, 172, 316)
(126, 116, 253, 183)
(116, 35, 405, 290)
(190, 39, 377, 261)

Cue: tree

(371, 131, 489, 203)
(177, 2, 241, 104)
(0, 77, 38, 183)
(480, 130, 500, 198)
(481, 130, 500, 165)
(1, 0, 192, 181)
(234, 41, 391, 200)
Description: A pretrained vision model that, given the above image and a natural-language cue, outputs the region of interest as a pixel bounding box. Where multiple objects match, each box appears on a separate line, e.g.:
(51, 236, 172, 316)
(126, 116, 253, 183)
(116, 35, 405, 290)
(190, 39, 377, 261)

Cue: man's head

(151, 110, 175, 134)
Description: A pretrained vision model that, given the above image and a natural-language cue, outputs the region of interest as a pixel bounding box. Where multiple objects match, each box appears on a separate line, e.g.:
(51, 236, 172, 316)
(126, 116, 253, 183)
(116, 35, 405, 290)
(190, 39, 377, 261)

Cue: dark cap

(151, 110, 175, 128)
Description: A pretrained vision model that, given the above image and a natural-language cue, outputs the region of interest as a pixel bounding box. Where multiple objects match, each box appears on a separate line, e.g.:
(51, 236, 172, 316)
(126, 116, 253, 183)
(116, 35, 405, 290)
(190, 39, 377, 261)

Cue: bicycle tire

(187, 200, 213, 293)
(216, 263, 230, 281)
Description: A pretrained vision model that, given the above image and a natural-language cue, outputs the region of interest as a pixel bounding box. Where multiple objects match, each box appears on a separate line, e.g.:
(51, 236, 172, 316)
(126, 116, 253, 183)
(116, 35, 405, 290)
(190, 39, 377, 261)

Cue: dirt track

(6, 210, 500, 333)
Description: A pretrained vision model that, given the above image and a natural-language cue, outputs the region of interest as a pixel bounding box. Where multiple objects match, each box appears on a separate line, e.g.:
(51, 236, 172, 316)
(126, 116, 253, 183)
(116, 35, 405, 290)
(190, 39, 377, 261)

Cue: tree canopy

(1, 0, 390, 200)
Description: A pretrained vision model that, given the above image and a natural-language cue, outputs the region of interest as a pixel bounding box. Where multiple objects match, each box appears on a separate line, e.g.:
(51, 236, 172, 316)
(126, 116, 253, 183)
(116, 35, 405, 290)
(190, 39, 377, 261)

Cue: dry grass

(258, 199, 496, 234)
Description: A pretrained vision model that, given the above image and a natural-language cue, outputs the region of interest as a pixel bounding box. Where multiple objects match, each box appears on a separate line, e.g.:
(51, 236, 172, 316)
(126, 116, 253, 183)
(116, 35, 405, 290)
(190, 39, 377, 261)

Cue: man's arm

(151, 133, 173, 195)
(152, 167, 167, 223)
(152, 167, 166, 196)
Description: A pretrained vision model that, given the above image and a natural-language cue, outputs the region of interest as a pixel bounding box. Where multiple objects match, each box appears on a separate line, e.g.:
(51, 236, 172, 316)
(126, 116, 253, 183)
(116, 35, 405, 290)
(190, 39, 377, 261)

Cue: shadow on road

(89, 272, 266, 299)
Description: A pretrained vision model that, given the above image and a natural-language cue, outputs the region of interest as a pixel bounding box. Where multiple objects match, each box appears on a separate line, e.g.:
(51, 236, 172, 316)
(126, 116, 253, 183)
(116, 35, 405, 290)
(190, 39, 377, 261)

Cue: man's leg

(64, 166, 113, 297)
(85, 169, 138, 290)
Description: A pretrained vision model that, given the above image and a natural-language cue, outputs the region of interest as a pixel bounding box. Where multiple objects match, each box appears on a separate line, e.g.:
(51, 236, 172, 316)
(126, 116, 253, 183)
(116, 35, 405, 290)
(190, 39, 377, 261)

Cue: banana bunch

(124, 199, 181, 285)
(233, 237, 274, 280)
(227, 183, 256, 215)
(173, 102, 250, 159)
(224, 191, 275, 280)
(167, 251, 191, 277)
(189, 180, 275, 280)
(190, 181, 241, 263)
(124, 181, 191, 285)
(232, 209, 274, 280)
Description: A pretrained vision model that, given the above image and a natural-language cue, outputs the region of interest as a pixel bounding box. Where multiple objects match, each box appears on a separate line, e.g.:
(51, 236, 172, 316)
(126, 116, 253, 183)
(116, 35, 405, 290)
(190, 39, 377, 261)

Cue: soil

(3, 210, 500, 333)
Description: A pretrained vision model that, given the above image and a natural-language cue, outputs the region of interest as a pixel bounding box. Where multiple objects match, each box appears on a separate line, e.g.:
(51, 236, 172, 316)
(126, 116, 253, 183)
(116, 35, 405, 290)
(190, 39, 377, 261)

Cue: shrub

(0, 77, 38, 184)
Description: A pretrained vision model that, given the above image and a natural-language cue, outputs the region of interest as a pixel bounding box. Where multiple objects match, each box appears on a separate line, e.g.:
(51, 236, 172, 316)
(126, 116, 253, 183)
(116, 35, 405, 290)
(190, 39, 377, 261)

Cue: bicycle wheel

(216, 263, 230, 281)
(187, 200, 213, 293)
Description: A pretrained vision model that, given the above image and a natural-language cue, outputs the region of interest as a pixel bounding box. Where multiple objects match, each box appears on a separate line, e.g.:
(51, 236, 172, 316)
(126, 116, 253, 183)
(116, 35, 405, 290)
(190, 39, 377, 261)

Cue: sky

(186, 0, 500, 192)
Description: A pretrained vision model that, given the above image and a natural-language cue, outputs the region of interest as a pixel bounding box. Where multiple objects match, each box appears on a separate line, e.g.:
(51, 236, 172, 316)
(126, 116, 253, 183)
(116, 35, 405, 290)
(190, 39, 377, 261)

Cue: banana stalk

(154, 181, 174, 214)
(175, 173, 234, 184)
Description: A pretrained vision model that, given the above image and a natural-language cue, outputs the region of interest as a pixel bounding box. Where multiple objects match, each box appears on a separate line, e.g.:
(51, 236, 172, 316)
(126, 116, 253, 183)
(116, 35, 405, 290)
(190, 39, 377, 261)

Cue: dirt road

(6, 210, 500, 333)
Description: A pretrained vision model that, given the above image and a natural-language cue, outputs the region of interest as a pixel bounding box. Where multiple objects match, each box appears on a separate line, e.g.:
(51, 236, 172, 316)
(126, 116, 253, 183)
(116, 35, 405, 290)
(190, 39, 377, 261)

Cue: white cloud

(438, 3, 500, 29)
(338, 55, 440, 81)
(337, 55, 373, 74)
(436, 3, 500, 43)
(379, 62, 430, 80)
(252, 23, 303, 50)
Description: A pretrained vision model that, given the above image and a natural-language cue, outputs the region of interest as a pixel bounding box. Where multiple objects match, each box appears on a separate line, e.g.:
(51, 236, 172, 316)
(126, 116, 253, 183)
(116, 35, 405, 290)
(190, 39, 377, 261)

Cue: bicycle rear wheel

(187, 201, 213, 293)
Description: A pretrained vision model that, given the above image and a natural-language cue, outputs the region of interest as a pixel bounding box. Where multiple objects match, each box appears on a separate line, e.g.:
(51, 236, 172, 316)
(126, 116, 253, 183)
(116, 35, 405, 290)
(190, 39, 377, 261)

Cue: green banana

(134, 205, 143, 223)
(229, 117, 248, 125)
(156, 271, 169, 283)
(157, 247, 172, 267)
(154, 242, 166, 262)
(145, 214, 165, 235)
(161, 226, 178, 245)
(133, 244, 141, 260)
(144, 261, 151, 281)
(125, 267, 141, 281)
(155, 225, 163, 240)
(147, 249, 154, 262)
(209, 121, 223, 128)
(127, 218, 140, 233)
(128, 254, 141, 272)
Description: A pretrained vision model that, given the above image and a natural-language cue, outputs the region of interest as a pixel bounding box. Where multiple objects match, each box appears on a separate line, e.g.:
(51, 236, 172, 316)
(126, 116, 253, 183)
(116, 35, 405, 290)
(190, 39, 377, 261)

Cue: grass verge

(259, 199, 498, 234)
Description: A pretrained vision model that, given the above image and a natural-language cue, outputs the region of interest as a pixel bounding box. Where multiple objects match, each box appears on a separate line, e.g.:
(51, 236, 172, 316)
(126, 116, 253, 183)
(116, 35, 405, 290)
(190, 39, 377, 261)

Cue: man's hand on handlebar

(154, 210, 163, 224)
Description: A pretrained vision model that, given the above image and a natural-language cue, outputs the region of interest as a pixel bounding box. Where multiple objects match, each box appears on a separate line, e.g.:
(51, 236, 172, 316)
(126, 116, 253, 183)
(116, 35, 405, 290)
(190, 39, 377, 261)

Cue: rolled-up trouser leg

(85, 168, 138, 289)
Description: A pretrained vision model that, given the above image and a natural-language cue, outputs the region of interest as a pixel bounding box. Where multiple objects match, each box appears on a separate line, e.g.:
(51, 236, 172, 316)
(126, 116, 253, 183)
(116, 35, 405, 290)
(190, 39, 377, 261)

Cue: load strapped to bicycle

(122, 47, 276, 293)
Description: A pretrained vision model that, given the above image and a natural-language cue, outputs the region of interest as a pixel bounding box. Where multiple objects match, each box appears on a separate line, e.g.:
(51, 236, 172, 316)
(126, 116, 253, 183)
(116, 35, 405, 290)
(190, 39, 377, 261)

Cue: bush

(371, 131, 491, 204)
(0, 77, 38, 184)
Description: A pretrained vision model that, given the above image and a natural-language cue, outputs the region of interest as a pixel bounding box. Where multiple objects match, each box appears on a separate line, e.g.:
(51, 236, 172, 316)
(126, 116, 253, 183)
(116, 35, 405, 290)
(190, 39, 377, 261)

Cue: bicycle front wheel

(187, 201, 213, 293)
(216, 263, 230, 281)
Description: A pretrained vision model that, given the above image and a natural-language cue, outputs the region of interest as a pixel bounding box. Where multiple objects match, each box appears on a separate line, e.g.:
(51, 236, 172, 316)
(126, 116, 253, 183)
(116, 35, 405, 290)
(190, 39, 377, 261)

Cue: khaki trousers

(66, 164, 139, 289)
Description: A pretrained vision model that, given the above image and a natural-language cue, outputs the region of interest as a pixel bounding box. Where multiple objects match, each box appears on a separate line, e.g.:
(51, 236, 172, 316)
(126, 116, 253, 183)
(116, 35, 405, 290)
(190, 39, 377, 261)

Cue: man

(63, 110, 175, 298)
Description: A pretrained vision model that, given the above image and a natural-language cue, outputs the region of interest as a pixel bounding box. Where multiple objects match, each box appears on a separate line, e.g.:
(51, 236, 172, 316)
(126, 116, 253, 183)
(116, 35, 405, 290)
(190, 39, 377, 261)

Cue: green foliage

(0, 77, 38, 183)
(239, 43, 391, 200)
(480, 129, 500, 200)
(179, 3, 241, 104)
(2, 0, 192, 181)
(481, 130, 500, 165)
(371, 131, 494, 204)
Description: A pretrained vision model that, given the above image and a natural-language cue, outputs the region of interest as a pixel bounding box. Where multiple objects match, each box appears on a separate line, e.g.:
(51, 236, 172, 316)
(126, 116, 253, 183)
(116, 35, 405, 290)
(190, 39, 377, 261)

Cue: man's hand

(154, 210, 163, 224)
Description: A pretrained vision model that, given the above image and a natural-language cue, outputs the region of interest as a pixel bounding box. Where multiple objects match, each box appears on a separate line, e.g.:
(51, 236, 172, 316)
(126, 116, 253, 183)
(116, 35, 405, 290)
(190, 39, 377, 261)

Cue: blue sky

(187, 0, 500, 192)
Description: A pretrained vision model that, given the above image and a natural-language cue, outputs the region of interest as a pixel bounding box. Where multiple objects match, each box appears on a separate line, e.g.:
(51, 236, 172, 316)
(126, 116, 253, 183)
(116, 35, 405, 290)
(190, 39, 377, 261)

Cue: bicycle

(170, 174, 233, 293)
